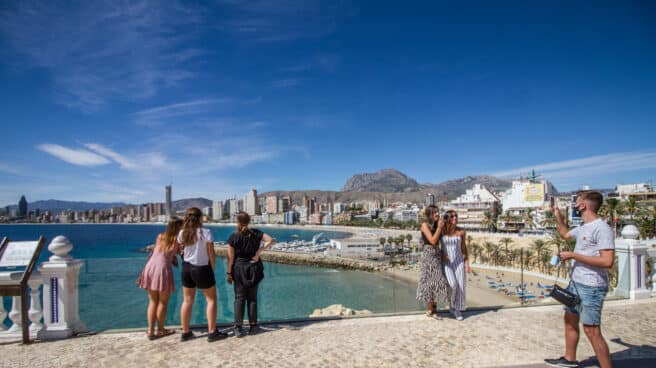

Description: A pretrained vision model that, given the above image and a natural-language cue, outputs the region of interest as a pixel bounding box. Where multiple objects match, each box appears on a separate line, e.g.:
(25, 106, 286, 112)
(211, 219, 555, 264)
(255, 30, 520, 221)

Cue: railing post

(28, 272, 43, 334)
(647, 247, 656, 297)
(37, 236, 86, 340)
(7, 296, 22, 333)
(614, 225, 651, 300)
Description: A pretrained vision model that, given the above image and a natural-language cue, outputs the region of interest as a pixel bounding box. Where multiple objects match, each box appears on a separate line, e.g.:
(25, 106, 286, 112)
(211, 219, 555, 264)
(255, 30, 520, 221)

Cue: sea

(0, 224, 421, 331)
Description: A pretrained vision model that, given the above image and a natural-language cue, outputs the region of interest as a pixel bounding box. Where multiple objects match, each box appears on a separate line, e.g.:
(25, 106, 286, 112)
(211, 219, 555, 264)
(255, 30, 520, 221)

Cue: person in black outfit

(226, 211, 275, 337)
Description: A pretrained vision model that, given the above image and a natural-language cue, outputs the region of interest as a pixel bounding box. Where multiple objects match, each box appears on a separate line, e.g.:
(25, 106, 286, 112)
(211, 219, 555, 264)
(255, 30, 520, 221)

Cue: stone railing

(647, 246, 656, 297)
(614, 225, 652, 299)
(1, 236, 85, 341)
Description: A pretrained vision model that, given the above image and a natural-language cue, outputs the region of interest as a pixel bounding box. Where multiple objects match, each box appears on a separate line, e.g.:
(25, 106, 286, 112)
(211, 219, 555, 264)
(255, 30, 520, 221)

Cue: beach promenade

(2, 298, 654, 367)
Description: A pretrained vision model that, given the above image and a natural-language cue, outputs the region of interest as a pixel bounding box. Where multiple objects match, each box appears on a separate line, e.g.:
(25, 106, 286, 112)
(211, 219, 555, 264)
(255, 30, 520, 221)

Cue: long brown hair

(424, 205, 439, 232)
(180, 207, 203, 246)
(160, 217, 183, 252)
(443, 210, 459, 235)
(236, 211, 252, 237)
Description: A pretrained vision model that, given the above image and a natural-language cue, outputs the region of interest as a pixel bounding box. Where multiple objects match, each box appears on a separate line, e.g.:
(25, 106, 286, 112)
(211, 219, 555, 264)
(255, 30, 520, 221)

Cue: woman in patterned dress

(416, 205, 450, 319)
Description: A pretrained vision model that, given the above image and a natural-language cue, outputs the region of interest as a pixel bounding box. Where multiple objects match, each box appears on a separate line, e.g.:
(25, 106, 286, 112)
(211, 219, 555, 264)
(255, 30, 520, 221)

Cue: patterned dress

(416, 227, 450, 305)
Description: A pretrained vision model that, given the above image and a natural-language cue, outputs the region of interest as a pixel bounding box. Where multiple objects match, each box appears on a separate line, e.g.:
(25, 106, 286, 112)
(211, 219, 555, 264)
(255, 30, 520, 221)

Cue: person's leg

(583, 325, 612, 368)
(200, 286, 217, 333)
(156, 291, 171, 334)
(180, 287, 195, 333)
(454, 261, 466, 312)
(443, 262, 457, 310)
(246, 285, 259, 326)
(564, 311, 580, 362)
(146, 290, 159, 336)
(234, 281, 246, 327)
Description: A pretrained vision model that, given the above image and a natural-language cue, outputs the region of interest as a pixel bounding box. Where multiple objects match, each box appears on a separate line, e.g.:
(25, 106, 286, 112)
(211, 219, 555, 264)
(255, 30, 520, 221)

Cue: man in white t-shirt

(545, 191, 615, 368)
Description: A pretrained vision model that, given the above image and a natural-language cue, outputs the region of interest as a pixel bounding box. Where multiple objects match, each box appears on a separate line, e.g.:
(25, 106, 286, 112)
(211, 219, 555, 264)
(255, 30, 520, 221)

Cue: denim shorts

(563, 281, 608, 326)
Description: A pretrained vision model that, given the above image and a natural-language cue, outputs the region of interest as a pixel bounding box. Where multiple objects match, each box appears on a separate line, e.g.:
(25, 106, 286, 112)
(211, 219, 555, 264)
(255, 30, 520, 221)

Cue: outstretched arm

(253, 233, 275, 262)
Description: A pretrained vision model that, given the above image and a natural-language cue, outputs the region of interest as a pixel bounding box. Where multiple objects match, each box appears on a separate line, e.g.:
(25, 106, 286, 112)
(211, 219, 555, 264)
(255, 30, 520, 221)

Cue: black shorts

(181, 262, 216, 289)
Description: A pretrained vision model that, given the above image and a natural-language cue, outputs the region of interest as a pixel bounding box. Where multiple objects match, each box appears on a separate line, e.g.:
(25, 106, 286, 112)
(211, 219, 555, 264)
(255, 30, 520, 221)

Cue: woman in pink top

(138, 217, 183, 339)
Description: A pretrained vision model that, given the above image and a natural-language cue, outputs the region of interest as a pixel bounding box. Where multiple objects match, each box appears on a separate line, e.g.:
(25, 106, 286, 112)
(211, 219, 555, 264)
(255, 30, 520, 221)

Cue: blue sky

(1, 1, 655, 205)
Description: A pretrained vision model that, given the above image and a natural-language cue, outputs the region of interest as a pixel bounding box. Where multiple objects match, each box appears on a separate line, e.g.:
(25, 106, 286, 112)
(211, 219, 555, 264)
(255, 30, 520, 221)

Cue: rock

(309, 304, 372, 318)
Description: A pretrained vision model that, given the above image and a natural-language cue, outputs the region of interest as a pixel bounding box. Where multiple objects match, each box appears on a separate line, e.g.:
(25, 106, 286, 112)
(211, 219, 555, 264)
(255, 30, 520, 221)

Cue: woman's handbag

(551, 261, 580, 308)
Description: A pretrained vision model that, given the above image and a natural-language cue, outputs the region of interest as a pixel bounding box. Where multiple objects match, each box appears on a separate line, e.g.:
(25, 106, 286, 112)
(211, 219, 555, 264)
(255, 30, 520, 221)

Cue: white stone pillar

(37, 236, 86, 340)
(614, 225, 651, 300)
(647, 248, 656, 297)
(28, 272, 44, 335)
(7, 296, 22, 333)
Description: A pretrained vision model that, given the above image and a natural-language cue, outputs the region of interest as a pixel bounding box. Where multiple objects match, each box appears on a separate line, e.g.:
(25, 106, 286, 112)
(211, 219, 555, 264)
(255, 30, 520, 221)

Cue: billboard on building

(524, 183, 544, 202)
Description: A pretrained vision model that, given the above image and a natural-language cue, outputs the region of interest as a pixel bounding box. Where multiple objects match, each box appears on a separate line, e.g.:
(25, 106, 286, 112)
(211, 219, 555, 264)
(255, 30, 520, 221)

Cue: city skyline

(1, 1, 655, 205)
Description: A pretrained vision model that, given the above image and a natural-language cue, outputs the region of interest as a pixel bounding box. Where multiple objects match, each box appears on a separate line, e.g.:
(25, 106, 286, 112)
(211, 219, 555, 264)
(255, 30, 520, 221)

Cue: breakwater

(213, 246, 385, 272)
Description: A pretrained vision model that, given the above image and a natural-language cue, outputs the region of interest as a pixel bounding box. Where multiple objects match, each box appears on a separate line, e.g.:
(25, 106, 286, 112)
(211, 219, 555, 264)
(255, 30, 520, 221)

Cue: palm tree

(482, 211, 497, 232)
(387, 236, 394, 248)
(406, 233, 413, 247)
(626, 196, 637, 222)
(500, 237, 513, 260)
(484, 241, 495, 264)
(531, 239, 548, 273)
(470, 242, 481, 263)
(379, 237, 386, 247)
(606, 198, 620, 236)
(511, 248, 522, 268)
(523, 249, 535, 270)
(492, 243, 502, 266)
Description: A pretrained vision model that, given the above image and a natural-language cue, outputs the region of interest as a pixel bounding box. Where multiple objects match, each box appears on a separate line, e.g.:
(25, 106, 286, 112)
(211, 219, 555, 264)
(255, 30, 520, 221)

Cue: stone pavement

(1, 299, 655, 367)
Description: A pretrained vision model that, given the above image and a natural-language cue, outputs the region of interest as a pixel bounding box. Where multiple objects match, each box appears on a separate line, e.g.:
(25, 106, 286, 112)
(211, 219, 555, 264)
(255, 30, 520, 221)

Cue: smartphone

(571, 195, 581, 218)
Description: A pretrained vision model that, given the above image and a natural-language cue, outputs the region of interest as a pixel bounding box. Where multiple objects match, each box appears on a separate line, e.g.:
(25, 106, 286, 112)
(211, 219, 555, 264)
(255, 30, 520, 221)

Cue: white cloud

(0, 163, 24, 176)
(491, 151, 656, 180)
(0, 1, 204, 111)
(133, 98, 233, 126)
(37, 144, 111, 167)
(84, 144, 137, 169)
(271, 79, 300, 88)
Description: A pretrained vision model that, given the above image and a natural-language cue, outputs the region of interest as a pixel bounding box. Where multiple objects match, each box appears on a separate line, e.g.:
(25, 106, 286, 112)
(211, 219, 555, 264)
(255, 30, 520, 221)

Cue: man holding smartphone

(545, 190, 615, 368)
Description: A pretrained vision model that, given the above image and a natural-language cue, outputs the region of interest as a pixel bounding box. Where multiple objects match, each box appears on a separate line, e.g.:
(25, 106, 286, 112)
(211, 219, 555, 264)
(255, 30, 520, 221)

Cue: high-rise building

(279, 196, 291, 213)
(266, 195, 278, 214)
(212, 200, 224, 221)
(425, 193, 435, 207)
(244, 189, 259, 216)
(229, 198, 238, 217)
(165, 185, 172, 218)
(18, 195, 28, 217)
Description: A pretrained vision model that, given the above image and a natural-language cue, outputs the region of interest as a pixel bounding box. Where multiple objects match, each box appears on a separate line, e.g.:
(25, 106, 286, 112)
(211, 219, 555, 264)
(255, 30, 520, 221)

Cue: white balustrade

(1, 235, 85, 341)
(0, 273, 44, 339)
(647, 247, 656, 297)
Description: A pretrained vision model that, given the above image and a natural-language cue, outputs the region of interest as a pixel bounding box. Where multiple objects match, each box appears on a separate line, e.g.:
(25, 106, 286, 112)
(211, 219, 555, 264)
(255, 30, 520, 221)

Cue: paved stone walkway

(1, 299, 655, 367)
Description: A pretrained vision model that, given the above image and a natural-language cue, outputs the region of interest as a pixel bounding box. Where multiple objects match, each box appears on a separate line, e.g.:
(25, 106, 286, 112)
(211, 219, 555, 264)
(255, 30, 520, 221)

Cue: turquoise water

(0, 225, 421, 331)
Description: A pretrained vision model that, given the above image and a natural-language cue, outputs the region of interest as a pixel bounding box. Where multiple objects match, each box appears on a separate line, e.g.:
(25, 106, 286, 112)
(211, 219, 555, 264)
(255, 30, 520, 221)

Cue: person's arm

(226, 245, 234, 284)
(461, 231, 470, 273)
(420, 220, 444, 246)
(252, 233, 275, 262)
(553, 201, 571, 240)
(207, 241, 215, 270)
(560, 249, 614, 268)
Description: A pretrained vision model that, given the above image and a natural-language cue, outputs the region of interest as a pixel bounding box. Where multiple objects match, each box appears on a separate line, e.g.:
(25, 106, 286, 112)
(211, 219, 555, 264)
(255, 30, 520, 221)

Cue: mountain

(342, 169, 421, 192)
(262, 171, 513, 204)
(8, 199, 127, 212)
(171, 198, 212, 212)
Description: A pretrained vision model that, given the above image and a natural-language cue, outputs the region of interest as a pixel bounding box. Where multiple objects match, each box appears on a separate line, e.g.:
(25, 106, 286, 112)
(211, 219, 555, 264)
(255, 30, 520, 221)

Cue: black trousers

(234, 280, 258, 326)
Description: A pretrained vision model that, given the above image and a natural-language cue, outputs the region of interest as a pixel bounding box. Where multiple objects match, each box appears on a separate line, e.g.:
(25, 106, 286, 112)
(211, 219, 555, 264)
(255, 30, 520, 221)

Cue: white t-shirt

(177, 228, 214, 266)
(568, 218, 615, 288)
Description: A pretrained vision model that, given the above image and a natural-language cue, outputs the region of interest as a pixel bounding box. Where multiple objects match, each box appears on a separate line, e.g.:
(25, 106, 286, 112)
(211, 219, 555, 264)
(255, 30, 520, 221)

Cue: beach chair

(0, 236, 46, 344)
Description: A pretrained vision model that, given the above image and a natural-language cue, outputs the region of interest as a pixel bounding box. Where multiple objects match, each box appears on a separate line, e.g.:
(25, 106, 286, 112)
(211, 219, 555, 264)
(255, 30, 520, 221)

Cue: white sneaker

(453, 310, 464, 321)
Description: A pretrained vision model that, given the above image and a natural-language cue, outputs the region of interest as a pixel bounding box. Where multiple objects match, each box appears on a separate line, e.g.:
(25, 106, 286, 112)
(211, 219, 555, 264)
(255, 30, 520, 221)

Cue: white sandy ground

(2, 298, 654, 368)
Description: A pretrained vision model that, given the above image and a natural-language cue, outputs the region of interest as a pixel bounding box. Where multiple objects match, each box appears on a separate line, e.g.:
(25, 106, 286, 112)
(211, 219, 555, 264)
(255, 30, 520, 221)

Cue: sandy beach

(2, 298, 654, 368)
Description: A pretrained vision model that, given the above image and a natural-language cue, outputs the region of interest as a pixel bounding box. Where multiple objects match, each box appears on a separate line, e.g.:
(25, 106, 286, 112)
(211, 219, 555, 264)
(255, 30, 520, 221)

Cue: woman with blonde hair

(416, 205, 450, 319)
(138, 217, 183, 339)
(227, 211, 275, 337)
(177, 207, 226, 342)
